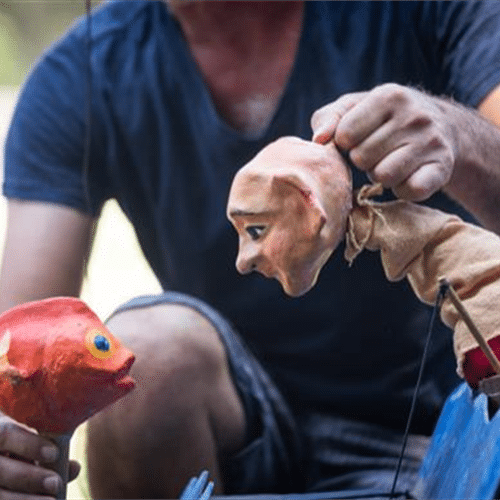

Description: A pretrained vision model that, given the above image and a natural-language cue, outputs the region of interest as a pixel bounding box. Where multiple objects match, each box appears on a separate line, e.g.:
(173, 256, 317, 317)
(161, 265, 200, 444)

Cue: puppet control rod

(439, 277, 500, 376)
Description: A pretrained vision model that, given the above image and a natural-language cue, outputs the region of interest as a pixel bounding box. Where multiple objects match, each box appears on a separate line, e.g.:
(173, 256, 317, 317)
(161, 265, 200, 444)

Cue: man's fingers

(393, 162, 450, 201)
(347, 118, 406, 173)
(0, 418, 58, 465)
(68, 460, 80, 482)
(0, 490, 56, 500)
(0, 417, 72, 498)
(360, 137, 453, 201)
(334, 90, 396, 151)
(366, 144, 416, 189)
(311, 92, 367, 144)
(0, 454, 62, 497)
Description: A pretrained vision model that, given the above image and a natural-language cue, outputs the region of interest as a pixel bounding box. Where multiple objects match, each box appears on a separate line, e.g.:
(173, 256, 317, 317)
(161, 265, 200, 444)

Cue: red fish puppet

(0, 296, 135, 434)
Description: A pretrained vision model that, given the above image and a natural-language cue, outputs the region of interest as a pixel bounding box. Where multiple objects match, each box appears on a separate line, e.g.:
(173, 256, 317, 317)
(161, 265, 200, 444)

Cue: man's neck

(167, 1, 305, 135)
(167, 1, 303, 49)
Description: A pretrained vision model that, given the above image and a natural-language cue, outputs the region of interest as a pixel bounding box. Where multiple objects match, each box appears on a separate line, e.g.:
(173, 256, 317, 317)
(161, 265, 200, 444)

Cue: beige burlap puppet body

(227, 136, 500, 388)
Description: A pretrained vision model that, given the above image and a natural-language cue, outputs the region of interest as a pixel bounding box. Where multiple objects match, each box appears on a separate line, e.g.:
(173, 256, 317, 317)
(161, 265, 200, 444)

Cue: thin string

(82, 0, 92, 213)
(389, 281, 448, 499)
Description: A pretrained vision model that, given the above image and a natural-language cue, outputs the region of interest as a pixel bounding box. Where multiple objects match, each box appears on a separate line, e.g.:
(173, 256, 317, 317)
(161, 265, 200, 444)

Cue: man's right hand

(0, 415, 80, 499)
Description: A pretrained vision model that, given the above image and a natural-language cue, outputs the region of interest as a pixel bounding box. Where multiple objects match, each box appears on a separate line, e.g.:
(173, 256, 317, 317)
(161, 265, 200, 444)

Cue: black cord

(389, 281, 448, 499)
(202, 283, 449, 499)
(82, 0, 93, 213)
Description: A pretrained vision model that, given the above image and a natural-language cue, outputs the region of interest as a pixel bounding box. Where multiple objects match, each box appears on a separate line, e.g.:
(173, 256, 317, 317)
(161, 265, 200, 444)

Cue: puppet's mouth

(86, 355, 136, 393)
(111, 355, 136, 391)
(114, 374, 136, 391)
(253, 260, 276, 280)
(259, 268, 275, 279)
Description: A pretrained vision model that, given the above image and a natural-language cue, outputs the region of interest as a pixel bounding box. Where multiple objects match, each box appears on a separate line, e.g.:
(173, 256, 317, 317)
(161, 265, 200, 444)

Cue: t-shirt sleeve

(3, 27, 108, 216)
(428, 1, 500, 107)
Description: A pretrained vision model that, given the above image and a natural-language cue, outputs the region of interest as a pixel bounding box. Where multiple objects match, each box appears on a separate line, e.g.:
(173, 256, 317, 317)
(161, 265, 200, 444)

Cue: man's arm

(0, 200, 93, 498)
(445, 83, 500, 233)
(0, 200, 95, 313)
(478, 83, 500, 125)
(311, 83, 500, 234)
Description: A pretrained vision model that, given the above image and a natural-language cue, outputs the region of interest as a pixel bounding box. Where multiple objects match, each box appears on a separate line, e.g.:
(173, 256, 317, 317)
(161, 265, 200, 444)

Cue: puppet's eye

(94, 335, 110, 352)
(85, 329, 115, 359)
(246, 225, 266, 241)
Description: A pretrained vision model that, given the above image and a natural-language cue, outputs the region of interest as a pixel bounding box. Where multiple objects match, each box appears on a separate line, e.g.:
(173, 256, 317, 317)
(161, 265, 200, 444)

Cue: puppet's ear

(270, 172, 327, 238)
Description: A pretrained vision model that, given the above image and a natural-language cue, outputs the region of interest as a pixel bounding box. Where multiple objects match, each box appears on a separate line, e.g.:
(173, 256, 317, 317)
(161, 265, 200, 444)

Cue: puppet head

(0, 297, 135, 433)
(227, 136, 352, 296)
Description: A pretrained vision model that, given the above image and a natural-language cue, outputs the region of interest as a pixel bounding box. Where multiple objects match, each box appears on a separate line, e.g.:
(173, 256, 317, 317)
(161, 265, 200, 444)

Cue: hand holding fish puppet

(0, 296, 135, 497)
(227, 136, 500, 389)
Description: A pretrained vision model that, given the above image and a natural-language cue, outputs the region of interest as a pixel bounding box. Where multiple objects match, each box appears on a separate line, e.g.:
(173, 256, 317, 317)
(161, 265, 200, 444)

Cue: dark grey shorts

(111, 292, 429, 497)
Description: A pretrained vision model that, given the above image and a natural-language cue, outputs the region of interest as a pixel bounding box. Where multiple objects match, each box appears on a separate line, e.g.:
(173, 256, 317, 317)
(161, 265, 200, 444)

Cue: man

(2, 1, 500, 498)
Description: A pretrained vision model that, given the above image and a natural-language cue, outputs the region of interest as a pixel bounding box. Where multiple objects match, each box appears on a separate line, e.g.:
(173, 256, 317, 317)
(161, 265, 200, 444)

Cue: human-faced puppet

(227, 137, 352, 297)
(227, 136, 500, 388)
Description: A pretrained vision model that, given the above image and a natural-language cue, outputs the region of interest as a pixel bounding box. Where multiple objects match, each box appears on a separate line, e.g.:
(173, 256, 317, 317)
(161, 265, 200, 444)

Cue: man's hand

(311, 83, 457, 201)
(0, 415, 80, 499)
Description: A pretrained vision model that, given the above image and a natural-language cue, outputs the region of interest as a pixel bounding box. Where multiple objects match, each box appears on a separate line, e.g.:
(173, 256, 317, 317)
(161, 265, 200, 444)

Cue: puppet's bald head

(227, 137, 352, 297)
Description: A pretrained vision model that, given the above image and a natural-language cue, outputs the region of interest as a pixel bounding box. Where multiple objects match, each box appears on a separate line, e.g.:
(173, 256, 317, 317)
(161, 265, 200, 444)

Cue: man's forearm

(444, 96, 500, 234)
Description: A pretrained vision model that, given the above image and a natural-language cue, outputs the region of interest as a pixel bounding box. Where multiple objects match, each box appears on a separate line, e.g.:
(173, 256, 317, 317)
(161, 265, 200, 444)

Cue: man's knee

(86, 302, 246, 495)
(105, 302, 230, 392)
(99, 302, 245, 441)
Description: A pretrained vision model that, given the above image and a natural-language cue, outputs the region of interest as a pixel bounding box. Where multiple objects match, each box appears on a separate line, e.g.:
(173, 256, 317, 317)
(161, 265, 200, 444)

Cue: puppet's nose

(236, 246, 259, 275)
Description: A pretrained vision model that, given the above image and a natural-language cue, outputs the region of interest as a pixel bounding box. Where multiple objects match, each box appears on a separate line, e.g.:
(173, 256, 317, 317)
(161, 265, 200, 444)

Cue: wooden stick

(439, 277, 500, 375)
(41, 432, 72, 500)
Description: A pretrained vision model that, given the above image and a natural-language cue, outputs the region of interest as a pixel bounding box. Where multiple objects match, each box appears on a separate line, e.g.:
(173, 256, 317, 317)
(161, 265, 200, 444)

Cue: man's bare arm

(0, 199, 96, 313)
(446, 83, 500, 233)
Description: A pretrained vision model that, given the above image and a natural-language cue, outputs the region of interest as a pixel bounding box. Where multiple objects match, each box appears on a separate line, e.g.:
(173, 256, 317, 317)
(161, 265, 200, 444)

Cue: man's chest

(185, 21, 303, 136)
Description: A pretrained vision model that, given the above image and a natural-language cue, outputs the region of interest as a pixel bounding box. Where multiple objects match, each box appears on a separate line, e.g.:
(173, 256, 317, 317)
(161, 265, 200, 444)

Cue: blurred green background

(0, 0, 100, 85)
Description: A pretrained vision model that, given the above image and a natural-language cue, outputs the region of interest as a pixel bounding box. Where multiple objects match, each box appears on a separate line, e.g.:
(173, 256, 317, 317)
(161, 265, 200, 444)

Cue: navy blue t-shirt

(5, 1, 500, 434)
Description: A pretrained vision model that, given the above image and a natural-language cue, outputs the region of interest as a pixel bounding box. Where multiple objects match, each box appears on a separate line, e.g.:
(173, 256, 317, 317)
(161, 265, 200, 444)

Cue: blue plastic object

(412, 382, 500, 499)
(180, 472, 407, 500)
(180, 470, 214, 500)
(181, 382, 500, 500)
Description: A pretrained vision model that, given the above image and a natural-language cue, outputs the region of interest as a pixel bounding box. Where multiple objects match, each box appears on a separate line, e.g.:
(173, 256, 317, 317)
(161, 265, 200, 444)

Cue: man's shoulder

(65, 1, 169, 50)
(312, 1, 495, 29)
(33, 0, 175, 92)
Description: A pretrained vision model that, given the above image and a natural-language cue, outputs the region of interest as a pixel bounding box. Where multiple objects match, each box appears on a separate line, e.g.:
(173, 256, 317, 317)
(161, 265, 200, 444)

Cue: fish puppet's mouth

(112, 358, 136, 393)
(93, 353, 136, 396)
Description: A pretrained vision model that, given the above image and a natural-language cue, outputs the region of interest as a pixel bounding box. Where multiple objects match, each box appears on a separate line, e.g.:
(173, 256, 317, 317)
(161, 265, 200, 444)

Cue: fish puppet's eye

(94, 335, 110, 352)
(85, 329, 115, 359)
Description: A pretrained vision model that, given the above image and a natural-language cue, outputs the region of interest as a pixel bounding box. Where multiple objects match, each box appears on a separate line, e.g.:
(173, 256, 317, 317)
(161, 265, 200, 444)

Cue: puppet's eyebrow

(228, 209, 257, 217)
(229, 209, 276, 218)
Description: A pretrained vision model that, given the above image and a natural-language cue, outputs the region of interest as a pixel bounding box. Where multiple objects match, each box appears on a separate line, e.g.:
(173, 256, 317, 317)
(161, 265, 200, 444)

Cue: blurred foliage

(0, 0, 101, 85)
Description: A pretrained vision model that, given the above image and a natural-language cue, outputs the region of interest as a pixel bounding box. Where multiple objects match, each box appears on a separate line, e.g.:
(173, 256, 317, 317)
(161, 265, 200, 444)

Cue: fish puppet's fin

(0, 329, 10, 361)
(0, 330, 27, 385)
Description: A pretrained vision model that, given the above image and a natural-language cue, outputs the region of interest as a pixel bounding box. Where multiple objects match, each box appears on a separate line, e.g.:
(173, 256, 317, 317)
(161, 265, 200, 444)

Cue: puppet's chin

(281, 280, 316, 297)
(278, 268, 321, 297)
(277, 248, 333, 297)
